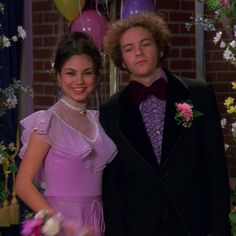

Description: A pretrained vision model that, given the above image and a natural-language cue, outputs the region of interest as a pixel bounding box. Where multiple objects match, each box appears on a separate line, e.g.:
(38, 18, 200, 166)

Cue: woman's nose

(75, 75, 84, 83)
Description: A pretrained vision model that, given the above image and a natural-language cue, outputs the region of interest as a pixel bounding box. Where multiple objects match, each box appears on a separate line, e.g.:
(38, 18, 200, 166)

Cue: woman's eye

(83, 70, 94, 76)
(66, 72, 75, 76)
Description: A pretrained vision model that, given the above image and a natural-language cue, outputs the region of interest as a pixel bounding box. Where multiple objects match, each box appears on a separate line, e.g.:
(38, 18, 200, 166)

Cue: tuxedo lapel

(161, 72, 190, 166)
(115, 73, 191, 169)
(118, 85, 160, 169)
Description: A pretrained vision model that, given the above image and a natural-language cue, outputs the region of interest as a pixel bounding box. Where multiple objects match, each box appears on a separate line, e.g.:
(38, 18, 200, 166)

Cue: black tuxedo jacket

(99, 70, 231, 236)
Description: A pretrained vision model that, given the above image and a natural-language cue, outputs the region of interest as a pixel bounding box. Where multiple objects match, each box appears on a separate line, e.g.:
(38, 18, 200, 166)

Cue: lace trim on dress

(19, 108, 117, 172)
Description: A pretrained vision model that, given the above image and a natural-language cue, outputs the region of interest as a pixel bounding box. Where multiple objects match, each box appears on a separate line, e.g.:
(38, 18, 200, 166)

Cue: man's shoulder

(173, 73, 209, 87)
(181, 77, 209, 87)
(164, 68, 210, 89)
(100, 92, 119, 110)
(100, 86, 127, 109)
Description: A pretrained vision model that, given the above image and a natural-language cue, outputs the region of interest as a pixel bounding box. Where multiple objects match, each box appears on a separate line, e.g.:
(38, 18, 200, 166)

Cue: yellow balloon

(54, 0, 85, 22)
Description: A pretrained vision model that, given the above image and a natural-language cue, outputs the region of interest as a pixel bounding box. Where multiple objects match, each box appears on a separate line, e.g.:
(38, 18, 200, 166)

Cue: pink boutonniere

(174, 101, 203, 128)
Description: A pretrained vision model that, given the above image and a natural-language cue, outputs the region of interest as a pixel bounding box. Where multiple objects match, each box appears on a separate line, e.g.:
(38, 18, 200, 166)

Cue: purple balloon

(121, 0, 155, 19)
(70, 10, 108, 49)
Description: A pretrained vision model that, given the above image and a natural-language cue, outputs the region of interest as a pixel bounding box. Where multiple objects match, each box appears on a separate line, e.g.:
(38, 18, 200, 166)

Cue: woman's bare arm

(15, 132, 54, 214)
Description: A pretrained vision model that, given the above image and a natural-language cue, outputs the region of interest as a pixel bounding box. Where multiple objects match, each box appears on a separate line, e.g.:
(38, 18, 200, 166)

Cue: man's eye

(124, 47, 132, 52)
(142, 41, 152, 47)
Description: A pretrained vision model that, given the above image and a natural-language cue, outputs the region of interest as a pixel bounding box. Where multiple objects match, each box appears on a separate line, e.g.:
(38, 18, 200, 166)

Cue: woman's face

(58, 54, 96, 103)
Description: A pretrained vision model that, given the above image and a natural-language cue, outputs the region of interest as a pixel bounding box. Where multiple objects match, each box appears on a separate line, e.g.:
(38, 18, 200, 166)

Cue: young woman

(15, 32, 117, 236)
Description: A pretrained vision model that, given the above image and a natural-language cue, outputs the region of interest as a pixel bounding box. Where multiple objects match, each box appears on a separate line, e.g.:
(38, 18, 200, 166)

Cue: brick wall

(158, 0, 196, 79)
(32, 0, 197, 108)
(31, 0, 236, 176)
(203, 14, 236, 176)
(32, 0, 63, 109)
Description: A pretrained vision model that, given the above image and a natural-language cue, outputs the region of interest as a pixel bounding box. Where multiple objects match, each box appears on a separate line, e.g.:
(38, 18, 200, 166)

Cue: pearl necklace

(61, 98, 87, 116)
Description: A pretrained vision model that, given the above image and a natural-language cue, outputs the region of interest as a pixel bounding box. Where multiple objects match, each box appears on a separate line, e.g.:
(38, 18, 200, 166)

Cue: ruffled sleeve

(19, 110, 93, 159)
(19, 110, 52, 159)
(19, 109, 117, 174)
(19, 110, 55, 189)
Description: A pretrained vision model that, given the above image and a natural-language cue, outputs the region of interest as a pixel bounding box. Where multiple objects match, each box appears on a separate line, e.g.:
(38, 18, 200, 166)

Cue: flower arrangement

(0, 3, 26, 49)
(0, 141, 17, 204)
(174, 101, 203, 127)
(186, 1, 236, 234)
(0, 78, 33, 226)
(21, 210, 92, 236)
(191, 0, 236, 162)
(0, 2, 29, 119)
(0, 25, 26, 49)
(21, 210, 63, 236)
(223, 82, 236, 236)
(0, 1, 32, 228)
(186, 0, 236, 66)
(190, 0, 236, 157)
(0, 79, 33, 118)
(223, 83, 236, 150)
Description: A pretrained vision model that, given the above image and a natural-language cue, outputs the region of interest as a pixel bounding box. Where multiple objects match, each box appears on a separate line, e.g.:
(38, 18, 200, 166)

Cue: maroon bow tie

(130, 78, 167, 106)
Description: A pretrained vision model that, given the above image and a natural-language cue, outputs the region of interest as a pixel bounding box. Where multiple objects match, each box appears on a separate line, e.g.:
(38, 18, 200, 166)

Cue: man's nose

(135, 45, 143, 56)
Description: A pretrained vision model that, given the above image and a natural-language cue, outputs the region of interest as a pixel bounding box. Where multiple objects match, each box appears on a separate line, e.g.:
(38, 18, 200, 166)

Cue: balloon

(121, 0, 155, 19)
(54, 0, 85, 22)
(70, 10, 109, 49)
(92, 0, 110, 4)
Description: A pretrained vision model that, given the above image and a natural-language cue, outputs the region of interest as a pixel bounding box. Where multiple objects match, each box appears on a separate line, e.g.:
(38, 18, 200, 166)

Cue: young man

(99, 12, 231, 236)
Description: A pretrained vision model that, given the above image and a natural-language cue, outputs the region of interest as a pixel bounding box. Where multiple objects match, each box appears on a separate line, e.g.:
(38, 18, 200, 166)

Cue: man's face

(120, 26, 161, 85)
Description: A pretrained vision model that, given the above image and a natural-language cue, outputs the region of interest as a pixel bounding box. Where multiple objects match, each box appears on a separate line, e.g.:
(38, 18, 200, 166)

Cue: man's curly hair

(104, 12, 171, 70)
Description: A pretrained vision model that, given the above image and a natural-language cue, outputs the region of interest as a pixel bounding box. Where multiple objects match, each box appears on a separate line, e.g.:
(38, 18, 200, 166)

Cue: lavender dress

(19, 108, 117, 236)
